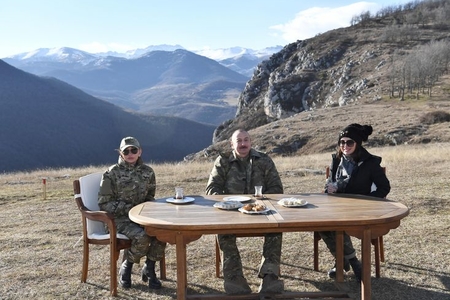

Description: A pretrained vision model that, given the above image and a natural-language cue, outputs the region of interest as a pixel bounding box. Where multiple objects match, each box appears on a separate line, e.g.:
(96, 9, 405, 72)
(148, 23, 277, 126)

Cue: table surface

(130, 193, 408, 234)
(129, 193, 409, 300)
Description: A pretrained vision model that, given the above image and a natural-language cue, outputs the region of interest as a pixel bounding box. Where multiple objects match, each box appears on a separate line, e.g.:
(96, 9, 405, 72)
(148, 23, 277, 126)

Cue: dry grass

(0, 143, 449, 300)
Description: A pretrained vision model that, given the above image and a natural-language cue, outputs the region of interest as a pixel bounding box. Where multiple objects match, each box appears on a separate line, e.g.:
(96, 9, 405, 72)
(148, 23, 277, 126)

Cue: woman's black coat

(329, 146, 390, 198)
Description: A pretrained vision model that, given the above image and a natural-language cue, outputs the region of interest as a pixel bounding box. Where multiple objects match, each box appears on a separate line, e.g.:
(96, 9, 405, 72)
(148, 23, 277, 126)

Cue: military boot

(141, 259, 162, 289)
(258, 273, 284, 294)
(119, 260, 133, 288)
(224, 275, 252, 295)
(327, 259, 351, 279)
(349, 257, 362, 282)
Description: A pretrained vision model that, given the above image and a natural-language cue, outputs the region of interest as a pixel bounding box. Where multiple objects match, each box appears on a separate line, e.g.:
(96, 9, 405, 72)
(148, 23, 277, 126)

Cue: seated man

(206, 129, 284, 295)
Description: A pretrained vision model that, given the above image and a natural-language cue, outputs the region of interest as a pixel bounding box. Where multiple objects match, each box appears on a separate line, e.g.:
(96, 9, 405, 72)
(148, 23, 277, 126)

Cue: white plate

(238, 207, 271, 214)
(222, 196, 252, 202)
(213, 201, 243, 210)
(277, 198, 308, 207)
(166, 197, 195, 204)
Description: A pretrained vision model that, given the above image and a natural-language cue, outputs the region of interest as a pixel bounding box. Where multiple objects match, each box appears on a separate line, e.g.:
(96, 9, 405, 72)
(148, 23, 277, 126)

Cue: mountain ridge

(4, 47, 261, 125)
(3, 44, 282, 63)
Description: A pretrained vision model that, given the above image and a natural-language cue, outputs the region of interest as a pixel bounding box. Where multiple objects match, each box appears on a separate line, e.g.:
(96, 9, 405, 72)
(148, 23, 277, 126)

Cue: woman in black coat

(320, 123, 391, 282)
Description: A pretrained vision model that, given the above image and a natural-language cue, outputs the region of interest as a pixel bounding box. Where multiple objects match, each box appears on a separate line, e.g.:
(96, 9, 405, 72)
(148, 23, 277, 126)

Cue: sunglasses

(339, 139, 355, 147)
(122, 147, 138, 155)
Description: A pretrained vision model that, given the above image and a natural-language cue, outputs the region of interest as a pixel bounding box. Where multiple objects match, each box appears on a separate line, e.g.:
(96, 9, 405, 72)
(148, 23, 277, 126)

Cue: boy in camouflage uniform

(98, 137, 166, 290)
(206, 129, 284, 296)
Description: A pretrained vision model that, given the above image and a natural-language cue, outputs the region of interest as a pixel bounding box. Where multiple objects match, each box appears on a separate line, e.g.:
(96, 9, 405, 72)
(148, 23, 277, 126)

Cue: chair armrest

(81, 208, 116, 224)
(74, 197, 119, 239)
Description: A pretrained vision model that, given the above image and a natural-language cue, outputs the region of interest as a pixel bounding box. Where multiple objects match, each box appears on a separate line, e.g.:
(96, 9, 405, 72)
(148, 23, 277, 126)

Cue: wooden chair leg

(81, 240, 89, 282)
(379, 236, 385, 262)
(215, 237, 221, 278)
(372, 238, 381, 278)
(160, 253, 167, 280)
(110, 247, 118, 296)
(313, 232, 321, 271)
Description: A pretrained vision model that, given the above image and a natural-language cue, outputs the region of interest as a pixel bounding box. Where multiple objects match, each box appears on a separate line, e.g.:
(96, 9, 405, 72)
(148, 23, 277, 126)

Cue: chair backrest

(79, 172, 105, 235)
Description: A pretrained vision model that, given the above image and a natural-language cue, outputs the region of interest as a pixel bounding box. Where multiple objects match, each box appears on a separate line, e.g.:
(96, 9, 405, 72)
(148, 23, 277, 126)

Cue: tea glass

(175, 187, 184, 199)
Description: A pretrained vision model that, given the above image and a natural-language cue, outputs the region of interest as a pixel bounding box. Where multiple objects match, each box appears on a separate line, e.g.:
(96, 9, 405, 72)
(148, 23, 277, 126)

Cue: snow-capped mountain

(8, 47, 98, 64)
(193, 46, 282, 60)
(2, 44, 283, 125)
(194, 46, 283, 76)
(3, 44, 282, 76)
(97, 44, 186, 58)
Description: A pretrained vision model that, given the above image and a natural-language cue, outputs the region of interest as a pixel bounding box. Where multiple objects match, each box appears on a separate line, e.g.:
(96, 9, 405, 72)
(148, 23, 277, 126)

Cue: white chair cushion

(79, 172, 103, 211)
(79, 173, 111, 236)
(88, 232, 130, 240)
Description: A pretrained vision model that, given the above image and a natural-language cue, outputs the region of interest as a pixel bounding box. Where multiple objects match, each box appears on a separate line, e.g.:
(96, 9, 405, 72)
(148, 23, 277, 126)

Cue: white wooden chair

(73, 172, 166, 296)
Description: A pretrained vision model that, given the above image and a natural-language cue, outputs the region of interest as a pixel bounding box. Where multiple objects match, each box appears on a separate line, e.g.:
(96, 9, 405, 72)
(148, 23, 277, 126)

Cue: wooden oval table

(129, 193, 409, 300)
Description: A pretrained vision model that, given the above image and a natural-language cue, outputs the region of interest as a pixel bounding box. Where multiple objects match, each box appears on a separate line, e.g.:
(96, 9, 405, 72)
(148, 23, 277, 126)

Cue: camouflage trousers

(217, 233, 282, 280)
(116, 221, 167, 263)
(318, 231, 357, 260)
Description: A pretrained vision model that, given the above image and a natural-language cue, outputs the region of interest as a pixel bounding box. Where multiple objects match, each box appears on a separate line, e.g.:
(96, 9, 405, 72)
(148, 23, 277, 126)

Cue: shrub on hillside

(419, 111, 450, 125)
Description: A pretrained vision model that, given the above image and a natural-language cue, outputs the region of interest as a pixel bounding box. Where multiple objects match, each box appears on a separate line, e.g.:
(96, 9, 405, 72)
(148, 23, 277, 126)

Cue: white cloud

(271, 2, 379, 42)
(192, 46, 248, 60)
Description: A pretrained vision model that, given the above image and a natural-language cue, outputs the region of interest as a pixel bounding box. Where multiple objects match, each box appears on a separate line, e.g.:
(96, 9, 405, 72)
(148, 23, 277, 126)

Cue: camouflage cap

(119, 136, 141, 151)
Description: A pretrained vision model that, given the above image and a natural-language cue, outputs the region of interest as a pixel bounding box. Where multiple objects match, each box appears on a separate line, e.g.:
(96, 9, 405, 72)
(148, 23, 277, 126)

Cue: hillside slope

(187, 99, 450, 162)
(0, 60, 215, 172)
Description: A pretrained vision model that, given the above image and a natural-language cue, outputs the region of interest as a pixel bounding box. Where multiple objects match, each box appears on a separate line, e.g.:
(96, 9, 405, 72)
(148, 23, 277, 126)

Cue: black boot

(119, 260, 133, 288)
(349, 257, 362, 282)
(327, 259, 351, 279)
(141, 259, 162, 289)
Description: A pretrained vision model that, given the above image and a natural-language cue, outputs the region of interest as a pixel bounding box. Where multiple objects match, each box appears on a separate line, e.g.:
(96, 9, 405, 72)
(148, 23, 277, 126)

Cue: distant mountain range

(0, 44, 282, 172)
(3, 44, 281, 75)
(0, 60, 216, 173)
(3, 45, 282, 125)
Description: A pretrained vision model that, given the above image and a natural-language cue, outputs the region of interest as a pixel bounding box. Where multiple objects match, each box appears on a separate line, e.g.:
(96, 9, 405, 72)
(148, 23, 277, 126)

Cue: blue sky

(1, 0, 413, 58)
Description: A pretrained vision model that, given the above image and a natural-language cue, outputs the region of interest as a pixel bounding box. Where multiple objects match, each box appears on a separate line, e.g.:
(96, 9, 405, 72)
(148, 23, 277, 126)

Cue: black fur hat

(339, 124, 373, 146)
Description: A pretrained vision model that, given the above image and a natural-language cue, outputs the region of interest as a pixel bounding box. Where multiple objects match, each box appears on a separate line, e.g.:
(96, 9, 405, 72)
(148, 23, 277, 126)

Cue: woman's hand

(326, 182, 338, 193)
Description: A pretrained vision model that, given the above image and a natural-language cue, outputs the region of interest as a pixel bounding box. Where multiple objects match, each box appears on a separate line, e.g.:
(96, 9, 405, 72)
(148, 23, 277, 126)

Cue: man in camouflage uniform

(206, 129, 284, 296)
(98, 137, 166, 290)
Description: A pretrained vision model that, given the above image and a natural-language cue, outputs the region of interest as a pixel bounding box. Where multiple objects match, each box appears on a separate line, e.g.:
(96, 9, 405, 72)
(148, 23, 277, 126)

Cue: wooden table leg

(176, 233, 188, 300)
(335, 231, 344, 283)
(361, 229, 372, 300)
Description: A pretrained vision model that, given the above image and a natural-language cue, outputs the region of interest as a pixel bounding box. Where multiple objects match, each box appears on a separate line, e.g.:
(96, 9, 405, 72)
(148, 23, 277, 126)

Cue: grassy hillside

(0, 142, 448, 299)
(187, 98, 450, 164)
(0, 60, 216, 173)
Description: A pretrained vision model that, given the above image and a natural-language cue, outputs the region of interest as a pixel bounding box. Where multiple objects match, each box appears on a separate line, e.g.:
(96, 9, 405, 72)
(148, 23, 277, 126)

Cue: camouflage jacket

(205, 149, 283, 195)
(98, 156, 156, 222)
